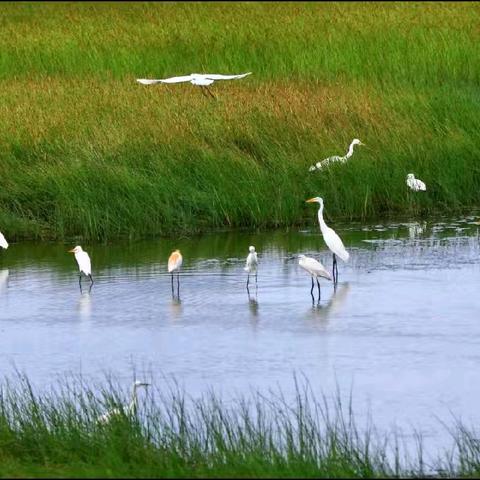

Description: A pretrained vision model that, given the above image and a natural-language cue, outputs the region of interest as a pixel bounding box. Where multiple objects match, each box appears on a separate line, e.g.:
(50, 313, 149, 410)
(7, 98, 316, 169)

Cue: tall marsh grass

(0, 2, 479, 241)
(0, 372, 477, 478)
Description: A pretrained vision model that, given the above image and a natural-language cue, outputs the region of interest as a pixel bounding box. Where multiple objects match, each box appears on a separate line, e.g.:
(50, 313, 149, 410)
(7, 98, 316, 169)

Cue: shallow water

(1, 213, 480, 453)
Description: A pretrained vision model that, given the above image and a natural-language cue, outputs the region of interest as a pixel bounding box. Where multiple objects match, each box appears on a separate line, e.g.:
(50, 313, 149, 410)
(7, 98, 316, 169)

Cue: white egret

(244, 245, 258, 289)
(0, 232, 8, 249)
(137, 72, 252, 98)
(97, 381, 150, 425)
(298, 254, 332, 303)
(168, 249, 183, 296)
(406, 173, 426, 192)
(68, 246, 93, 287)
(306, 197, 349, 284)
(309, 139, 365, 172)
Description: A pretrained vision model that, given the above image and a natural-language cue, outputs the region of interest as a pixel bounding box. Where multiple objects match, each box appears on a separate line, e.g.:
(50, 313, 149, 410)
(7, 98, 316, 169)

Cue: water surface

(1, 213, 480, 452)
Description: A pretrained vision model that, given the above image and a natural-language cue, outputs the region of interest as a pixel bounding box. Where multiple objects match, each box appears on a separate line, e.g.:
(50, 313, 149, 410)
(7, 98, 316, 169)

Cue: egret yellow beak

(68, 248, 75, 253)
(306, 198, 316, 203)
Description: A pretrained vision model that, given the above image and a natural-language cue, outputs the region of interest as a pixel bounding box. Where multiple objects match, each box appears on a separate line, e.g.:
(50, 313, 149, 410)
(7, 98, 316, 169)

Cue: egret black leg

(205, 86, 216, 99)
(332, 254, 337, 284)
(79, 274, 82, 288)
(310, 276, 315, 304)
(316, 278, 321, 302)
(171, 273, 174, 296)
(89, 274, 94, 285)
(246, 274, 250, 289)
(177, 272, 180, 295)
(255, 273, 258, 286)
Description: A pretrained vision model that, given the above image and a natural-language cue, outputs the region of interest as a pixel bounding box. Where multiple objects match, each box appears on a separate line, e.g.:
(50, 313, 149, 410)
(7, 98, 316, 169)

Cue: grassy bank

(0, 373, 477, 478)
(0, 2, 479, 241)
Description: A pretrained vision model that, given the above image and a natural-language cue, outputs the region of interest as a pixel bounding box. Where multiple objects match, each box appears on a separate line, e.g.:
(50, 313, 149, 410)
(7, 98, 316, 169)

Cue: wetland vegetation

(0, 2, 479, 241)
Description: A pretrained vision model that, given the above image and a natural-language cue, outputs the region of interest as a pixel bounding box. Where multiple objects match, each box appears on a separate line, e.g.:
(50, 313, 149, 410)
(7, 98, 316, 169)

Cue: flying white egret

(406, 173, 426, 192)
(309, 139, 365, 172)
(298, 254, 332, 303)
(244, 245, 258, 290)
(168, 249, 183, 296)
(137, 72, 252, 98)
(68, 246, 93, 287)
(306, 197, 349, 284)
(97, 381, 150, 425)
(0, 232, 8, 249)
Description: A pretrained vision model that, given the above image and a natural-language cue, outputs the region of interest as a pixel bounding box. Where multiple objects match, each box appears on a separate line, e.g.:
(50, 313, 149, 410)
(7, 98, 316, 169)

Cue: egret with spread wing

(137, 72, 252, 98)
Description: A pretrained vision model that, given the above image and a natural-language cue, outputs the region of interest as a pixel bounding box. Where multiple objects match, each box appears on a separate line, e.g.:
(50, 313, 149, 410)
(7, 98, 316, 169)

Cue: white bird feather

(406, 173, 426, 192)
(244, 246, 258, 274)
(97, 381, 149, 425)
(137, 72, 252, 86)
(0, 232, 8, 249)
(309, 139, 365, 172)
(69, 246, 92, 276)
(298, 255, 332, 280)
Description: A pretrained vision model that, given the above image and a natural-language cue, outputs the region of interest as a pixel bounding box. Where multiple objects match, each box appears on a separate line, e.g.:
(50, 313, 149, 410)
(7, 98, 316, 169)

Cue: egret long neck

(345, 141, 356, 159)
(317, 203, 327, 231)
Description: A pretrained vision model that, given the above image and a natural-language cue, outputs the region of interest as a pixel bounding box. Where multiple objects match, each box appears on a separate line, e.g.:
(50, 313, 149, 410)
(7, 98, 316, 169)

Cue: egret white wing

(244, 252, 258, 273)
(168, 252, 183, 272)
(0, 232, 8, 249)
(76, 251, 91, 275)
(137, 79, 163, 85)
(416, 179, 426, 191)
(300, 257, 332, 280)
(137, 75, 194, 85)
(204, 72, 252, 81)
(324, 228, 349, 262)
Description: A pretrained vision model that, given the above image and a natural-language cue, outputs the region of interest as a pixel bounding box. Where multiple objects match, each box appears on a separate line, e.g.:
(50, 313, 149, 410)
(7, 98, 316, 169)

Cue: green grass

(0, 2, 479, 241)
(0, 373, 477, 478)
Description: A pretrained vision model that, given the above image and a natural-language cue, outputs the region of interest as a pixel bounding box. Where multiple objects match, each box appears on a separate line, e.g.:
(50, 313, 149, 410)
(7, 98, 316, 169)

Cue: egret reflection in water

(77, 290, 92, 320)
(247, 289, 259, 318)
(0, 269, 8, 293)
(407, 221, 427, 240)
(169, 296, 183, 320)
(307, 282, 351, 323)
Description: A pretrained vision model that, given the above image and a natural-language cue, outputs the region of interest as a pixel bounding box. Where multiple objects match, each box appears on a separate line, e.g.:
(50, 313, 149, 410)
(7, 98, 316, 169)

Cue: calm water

(1, 213, 480, 451)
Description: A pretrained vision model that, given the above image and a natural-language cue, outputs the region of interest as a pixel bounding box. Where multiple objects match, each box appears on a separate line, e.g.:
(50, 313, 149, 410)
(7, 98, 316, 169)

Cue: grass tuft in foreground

(0, 373, 477, 477)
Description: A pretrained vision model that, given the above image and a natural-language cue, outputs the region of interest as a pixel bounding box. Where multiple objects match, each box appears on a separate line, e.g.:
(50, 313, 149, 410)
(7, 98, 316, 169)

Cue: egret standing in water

(406, 173, 426, 192)
(168, 249, 183, 297)
(306, 197, 349, 284)
(0, 232, 8, 249)
(244, 245, 258, 290)
(309, 138, 365, 172)
(137, 72, 252, 99)
(298, 254, 332, 304)
(97, 381, 150, 425)
(68, 246, 93, 288)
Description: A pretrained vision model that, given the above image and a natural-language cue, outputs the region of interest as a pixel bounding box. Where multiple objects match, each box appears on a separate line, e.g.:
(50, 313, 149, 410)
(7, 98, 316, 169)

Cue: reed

(0, 372, 477, 478)
(0, 2, 478, 241)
